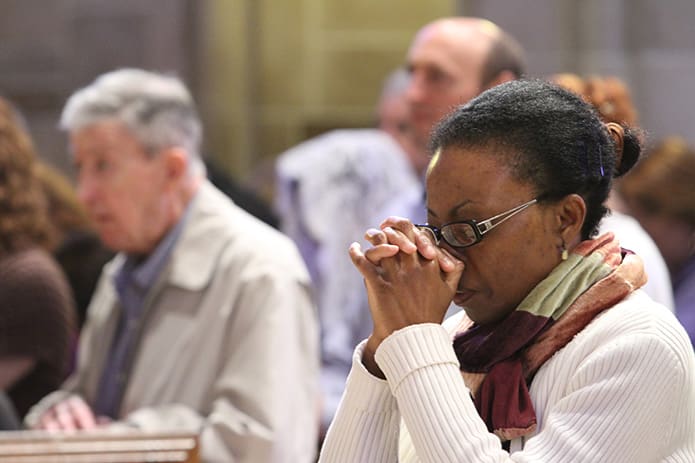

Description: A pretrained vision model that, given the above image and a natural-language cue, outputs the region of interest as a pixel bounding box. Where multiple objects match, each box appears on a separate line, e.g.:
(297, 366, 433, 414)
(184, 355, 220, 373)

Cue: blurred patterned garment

(276, 129, 422, 429)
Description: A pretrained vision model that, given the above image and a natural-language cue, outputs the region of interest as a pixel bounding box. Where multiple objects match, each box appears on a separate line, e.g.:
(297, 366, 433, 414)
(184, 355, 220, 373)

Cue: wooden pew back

(0, 430, 199, 462)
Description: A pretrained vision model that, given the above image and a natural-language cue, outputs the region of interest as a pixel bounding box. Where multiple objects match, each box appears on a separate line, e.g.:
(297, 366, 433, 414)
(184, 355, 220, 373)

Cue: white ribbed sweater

(319, 291, 695, 462)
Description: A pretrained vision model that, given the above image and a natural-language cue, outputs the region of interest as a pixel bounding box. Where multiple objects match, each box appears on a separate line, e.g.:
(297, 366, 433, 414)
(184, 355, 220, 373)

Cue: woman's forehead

(427, 147, 517, 192)
(426, 147, 531, 217)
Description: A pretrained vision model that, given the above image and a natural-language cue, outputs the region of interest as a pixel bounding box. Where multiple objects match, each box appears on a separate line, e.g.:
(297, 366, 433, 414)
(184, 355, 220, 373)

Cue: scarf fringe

(495, 424, 537, 442)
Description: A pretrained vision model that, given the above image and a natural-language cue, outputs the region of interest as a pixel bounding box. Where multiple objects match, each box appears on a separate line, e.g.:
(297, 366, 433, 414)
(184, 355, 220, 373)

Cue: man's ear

(161, 147, 188, 182)
(556, 193, 587, 244)
(483, 70, 517, 91)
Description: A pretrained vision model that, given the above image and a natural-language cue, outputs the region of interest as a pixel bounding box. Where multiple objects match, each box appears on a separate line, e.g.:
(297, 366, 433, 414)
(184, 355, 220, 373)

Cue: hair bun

(612, 125, 642, 177)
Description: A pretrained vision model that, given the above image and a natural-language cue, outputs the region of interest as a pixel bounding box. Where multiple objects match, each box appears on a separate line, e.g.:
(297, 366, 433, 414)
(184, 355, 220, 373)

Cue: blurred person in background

(204, 158, 279, 228)
(35, 162, 114, 328)
(552, 73, 675, 310)
(387, 16, 525, 223)
(406, 18, 524, 156)
(275, 67, 422, 436)
(25, 69, 319, 463)
(0, 96, 77, 421)
(620, 136, 695, 345)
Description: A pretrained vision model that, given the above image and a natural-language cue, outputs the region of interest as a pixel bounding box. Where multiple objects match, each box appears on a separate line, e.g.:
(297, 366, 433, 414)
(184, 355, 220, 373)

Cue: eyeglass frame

(415, 198, 539, 249)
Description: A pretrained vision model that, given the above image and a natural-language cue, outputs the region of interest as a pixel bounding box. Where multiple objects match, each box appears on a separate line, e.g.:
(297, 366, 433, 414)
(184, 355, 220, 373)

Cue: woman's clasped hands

(349, 216, 464, 378)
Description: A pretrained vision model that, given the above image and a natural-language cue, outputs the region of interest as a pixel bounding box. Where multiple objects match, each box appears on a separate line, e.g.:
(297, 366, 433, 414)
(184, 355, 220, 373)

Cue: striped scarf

(453, 233, 647, 441)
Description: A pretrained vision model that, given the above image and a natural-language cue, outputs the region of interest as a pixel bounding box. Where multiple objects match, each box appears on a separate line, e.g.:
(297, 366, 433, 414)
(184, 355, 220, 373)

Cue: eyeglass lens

(442, 223, 478, 247)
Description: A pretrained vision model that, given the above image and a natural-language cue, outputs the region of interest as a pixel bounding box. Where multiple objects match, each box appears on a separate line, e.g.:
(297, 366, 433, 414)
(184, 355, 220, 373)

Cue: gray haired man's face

(71, 120, 174, 255)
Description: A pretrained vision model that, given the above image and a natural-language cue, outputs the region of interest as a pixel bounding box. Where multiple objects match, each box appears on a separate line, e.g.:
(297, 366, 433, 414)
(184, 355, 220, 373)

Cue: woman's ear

(556, 194, 587, 244)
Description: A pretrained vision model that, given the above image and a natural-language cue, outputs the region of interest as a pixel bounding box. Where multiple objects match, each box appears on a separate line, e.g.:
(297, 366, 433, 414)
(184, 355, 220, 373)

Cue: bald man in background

(388, 17, 526, 223)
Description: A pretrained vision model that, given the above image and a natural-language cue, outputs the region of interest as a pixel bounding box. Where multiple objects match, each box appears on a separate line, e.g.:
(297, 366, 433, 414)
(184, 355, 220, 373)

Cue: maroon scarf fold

(453, 234, 646, 441)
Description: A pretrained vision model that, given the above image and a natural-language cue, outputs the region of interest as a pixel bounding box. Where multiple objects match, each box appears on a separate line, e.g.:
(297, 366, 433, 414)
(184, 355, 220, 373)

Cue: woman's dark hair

(430, 79, 642, 239)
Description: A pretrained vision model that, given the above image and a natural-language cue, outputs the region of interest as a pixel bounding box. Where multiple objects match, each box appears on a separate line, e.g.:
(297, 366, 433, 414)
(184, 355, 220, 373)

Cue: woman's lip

(453, 289, 474, 306)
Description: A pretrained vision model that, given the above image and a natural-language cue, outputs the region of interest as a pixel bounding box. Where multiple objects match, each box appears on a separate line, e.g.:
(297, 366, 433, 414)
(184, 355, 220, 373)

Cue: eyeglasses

(415, 198, 538, 249)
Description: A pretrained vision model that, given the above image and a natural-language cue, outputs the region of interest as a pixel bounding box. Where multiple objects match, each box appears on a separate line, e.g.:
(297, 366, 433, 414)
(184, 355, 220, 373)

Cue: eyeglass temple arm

(477, 199, 538, 235)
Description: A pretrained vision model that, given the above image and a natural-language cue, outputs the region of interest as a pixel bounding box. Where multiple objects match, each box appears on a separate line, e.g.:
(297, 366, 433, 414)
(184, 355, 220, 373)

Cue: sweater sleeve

(318, 340, 401, 462)
(376, 324, 508, 462)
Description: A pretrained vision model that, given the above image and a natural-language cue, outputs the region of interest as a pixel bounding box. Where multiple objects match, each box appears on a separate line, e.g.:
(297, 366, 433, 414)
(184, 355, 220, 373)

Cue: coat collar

(167, 181, 233, 290)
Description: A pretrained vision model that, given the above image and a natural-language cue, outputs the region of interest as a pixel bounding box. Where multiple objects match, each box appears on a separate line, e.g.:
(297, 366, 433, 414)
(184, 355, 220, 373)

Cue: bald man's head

(405, 18, 525, 154)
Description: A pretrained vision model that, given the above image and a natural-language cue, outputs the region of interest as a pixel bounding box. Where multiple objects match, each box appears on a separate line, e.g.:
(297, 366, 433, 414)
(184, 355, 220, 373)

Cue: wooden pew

(0, 430, 199, 462)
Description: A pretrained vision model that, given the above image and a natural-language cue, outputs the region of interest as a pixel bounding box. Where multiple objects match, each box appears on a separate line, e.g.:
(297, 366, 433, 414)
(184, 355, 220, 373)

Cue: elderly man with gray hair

(25, 68, 320, 463)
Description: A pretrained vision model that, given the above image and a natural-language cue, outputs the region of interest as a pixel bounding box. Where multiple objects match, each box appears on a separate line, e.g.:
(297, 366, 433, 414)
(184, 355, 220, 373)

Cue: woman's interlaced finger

(363, 243, 400, 265)
(381, 226, 418, 256)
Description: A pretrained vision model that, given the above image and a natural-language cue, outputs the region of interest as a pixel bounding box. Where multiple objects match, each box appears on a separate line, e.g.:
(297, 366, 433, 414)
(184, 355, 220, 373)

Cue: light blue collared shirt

(93, 201, 194, 418)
